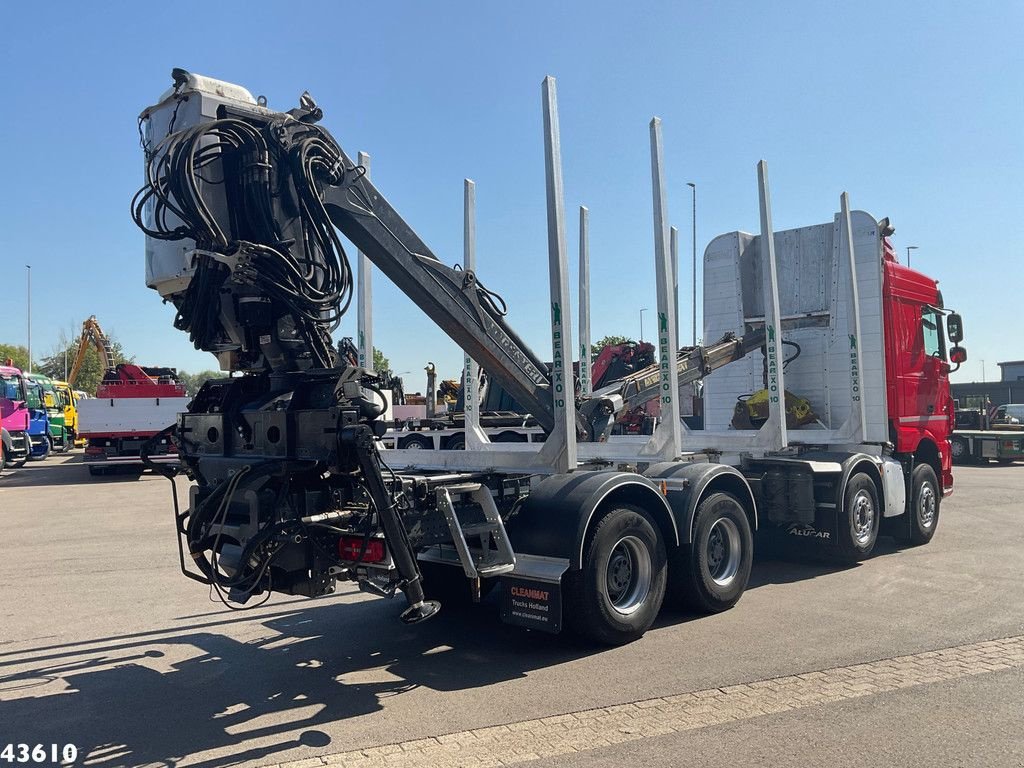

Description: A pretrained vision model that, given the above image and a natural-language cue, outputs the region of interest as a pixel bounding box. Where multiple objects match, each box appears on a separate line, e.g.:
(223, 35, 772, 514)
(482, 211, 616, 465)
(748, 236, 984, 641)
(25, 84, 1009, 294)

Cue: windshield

(25, 383, 42, 410)
(1, 373, 24, 400)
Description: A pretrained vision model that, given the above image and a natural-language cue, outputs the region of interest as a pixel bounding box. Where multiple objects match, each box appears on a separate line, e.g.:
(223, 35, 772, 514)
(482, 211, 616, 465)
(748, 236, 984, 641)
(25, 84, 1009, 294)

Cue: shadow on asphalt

(0, 594, 580, 768)
(0, 536, 869, 768)
(0, 457, 157, 488)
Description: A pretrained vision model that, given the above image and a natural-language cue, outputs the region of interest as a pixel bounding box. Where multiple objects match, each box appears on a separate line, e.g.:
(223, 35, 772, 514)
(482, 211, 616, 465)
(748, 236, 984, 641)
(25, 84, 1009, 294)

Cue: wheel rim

(706, 517, 742, 586)
(605, 535, 652, 616)
(850, 489, 875, 545)
(918, 483, 936, 529)
(404, 440, 425, 450)
(951, 440, 964, 458)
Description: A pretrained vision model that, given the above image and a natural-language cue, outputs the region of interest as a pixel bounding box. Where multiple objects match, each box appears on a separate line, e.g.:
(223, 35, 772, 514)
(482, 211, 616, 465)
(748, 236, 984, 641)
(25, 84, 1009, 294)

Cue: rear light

(85, 446, 104, 455)
(338, 536, 386, 563)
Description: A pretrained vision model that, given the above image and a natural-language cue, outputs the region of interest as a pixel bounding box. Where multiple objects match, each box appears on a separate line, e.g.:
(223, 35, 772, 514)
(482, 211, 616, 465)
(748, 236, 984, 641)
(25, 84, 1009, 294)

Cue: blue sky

(1, 1, 1020, 390)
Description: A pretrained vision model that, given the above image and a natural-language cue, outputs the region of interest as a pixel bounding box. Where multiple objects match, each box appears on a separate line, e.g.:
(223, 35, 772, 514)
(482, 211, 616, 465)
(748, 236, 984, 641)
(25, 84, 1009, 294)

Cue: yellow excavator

(67, 316, 113, 389)
(61, 317, 114, 447)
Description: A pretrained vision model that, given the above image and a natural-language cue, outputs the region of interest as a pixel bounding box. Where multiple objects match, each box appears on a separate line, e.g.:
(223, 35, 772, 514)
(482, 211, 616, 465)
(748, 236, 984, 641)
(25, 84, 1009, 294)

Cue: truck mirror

(949, 346, 967, 365)
(946, 312, 964, 344)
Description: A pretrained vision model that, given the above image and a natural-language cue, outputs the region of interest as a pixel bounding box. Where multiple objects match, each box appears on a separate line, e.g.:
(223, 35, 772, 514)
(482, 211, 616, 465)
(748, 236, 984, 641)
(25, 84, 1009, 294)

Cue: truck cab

(0, 364, 31, 468)
(26, 373, 71, 453)
(24, 378, 52, 460)
(54, 380, 80, 446)
(881, 241, 960, 494)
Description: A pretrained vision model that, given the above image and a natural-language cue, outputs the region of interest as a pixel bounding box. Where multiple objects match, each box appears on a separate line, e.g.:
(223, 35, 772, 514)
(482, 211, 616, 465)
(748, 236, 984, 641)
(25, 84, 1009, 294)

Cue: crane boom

(68, 316, 113, 388)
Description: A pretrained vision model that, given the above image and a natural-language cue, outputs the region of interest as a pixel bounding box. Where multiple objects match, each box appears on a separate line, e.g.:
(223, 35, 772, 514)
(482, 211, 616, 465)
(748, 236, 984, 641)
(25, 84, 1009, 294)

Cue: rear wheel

(399, 434, 433, 450)
(564, 505, 667, 645)
(669, 492, 753, 614)
(833, 473, 879, 562)
(950, 436, 970, 464)
(899, 464, 940, 546)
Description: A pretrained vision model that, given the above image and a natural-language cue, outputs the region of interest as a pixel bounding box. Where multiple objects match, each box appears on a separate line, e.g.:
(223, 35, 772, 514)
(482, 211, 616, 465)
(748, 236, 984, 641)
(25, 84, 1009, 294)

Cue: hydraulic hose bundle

(131, 112, 356, 371)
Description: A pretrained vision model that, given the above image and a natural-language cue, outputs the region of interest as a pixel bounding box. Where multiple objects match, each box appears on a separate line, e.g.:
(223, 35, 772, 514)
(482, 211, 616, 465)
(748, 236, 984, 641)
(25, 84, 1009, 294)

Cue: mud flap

(500, 554, 569, 634)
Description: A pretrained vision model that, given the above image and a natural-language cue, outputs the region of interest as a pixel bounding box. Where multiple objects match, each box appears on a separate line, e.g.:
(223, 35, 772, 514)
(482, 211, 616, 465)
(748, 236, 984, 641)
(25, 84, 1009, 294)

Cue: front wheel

(564, 505, 667, 645)
(898, 464, 940, 546)
(668, 492, 753, 614)
(833, 473, 879, 562)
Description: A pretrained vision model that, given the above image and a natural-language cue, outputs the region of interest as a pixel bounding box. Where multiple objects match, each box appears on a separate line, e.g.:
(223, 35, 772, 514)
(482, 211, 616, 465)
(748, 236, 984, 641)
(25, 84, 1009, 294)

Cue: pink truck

(1, 362, 32, 470)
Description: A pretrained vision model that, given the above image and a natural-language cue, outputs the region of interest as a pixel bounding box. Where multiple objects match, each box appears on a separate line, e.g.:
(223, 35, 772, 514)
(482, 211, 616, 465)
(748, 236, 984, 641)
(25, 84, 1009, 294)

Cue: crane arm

(67, 316, 112, 388)
(582, 330, 768, 440)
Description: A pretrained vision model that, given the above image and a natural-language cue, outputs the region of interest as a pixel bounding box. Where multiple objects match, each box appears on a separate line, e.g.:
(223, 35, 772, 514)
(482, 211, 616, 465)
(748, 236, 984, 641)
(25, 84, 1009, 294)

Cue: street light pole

(639, 307, 649, 343)
(906, 245, 918, 268)
(25, 264, 31, 373)
(687, 182, 697, 345)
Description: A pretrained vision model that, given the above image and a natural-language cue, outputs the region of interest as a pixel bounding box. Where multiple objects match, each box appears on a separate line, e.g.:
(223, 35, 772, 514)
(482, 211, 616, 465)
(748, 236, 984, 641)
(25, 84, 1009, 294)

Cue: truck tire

(564, 504, 667, 646)
(418, 561, 494, 608)
(950, 436, 970, 464)
(833, 473, 879, 562)
(443, 435, 466, 450)
(668, 492, 753, 614)
(899, 464, 940, 547)
(399, 434, 433, 450)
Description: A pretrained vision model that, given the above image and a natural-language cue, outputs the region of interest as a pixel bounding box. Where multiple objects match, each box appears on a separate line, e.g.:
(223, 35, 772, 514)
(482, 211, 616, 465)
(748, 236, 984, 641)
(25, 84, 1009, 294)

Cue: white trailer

(78, 396, 187, 475)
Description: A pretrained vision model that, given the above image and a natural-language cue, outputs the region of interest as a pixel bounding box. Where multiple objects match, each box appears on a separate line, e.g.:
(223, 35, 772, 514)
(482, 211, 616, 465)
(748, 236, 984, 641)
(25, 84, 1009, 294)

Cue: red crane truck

(78, 364, 188, 476)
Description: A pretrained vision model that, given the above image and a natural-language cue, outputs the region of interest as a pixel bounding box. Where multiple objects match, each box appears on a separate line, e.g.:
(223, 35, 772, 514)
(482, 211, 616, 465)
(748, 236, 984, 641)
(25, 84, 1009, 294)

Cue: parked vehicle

(53, 380, 82, 447)
(951, 401, 1024, 464)
(23, 377, 51, 460)
(26, 373, 71, 453)
(78, 364, 188, 476)
(133, 71, 963, 645)
(0, 362, 31, 469)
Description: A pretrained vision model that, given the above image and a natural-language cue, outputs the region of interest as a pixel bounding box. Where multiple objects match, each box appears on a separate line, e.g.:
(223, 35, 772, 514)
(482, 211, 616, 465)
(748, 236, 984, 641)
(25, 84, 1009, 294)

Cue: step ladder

(435, 483, 516, 578)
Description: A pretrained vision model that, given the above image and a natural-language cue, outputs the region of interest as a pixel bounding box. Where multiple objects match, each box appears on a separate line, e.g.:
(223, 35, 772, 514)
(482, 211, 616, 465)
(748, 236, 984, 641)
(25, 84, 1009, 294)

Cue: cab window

(921, 307, 945, 359)
(26, 384, 42, 409)
(1, 375, 20, 400)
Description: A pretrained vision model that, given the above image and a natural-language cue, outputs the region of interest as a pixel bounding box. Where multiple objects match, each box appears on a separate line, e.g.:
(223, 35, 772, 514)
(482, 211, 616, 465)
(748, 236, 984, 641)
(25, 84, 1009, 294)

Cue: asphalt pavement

(0, 453, 1022, 767)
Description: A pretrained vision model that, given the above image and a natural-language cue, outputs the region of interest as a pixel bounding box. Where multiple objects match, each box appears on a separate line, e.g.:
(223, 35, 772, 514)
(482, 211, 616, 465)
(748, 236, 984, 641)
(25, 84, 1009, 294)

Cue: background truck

(78, 364, 188, 476)
(26, 373, 71, 453)
(0, 362, 31, 469)
(951, 401, 1024, 464)
(53, 380, 81, 446)
(133, 70, 963, 646)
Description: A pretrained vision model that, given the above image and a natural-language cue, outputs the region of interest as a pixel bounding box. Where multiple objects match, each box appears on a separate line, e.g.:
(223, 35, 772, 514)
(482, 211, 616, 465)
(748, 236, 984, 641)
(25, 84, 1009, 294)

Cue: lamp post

(639, 307, 649, 342)
(906, 245, 918, 268)
(687, 182, 697, 345)
(25, 264, 31, 373)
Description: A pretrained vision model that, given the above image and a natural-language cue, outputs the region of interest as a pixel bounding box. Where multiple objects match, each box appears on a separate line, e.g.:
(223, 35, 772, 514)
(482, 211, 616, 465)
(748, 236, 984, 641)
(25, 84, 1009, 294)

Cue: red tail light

(338, 536, 386, 563)
(85, 446, 104, 455)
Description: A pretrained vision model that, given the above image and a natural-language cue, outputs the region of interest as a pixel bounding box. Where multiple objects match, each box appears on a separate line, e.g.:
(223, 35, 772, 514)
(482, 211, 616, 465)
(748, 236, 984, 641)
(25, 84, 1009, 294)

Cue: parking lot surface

(1, 454, 1022, 767)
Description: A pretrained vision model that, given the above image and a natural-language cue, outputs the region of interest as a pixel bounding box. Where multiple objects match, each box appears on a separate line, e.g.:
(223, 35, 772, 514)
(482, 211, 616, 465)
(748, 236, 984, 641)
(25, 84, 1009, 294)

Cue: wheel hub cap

(851, 490, 875, 545)
(706, 517, 741, 587)
(605, 535, 653, 616)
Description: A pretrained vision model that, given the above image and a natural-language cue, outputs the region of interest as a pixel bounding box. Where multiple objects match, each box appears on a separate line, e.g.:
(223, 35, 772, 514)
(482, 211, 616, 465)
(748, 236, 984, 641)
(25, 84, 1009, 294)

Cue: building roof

(998, 360, 1024, 367)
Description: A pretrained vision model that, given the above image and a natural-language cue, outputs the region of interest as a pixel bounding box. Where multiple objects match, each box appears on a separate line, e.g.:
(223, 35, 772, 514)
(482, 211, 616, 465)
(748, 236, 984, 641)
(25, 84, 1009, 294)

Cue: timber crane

(132, 71, 769, 632)
(67, 316, 113, 389)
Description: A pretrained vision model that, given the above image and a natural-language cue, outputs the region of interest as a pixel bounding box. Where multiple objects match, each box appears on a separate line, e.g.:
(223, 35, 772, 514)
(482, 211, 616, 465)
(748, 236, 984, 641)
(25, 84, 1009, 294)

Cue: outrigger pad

(400, 600, 442, 625)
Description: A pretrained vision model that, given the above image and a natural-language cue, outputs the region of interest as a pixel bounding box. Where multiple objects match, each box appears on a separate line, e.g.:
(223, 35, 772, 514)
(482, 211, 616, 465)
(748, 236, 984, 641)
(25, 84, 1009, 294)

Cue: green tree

(590, 335, 635, 359)
(37, 327, 132, 395)
(0, 343, 29, 371)
(373, 347, 389, 372)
